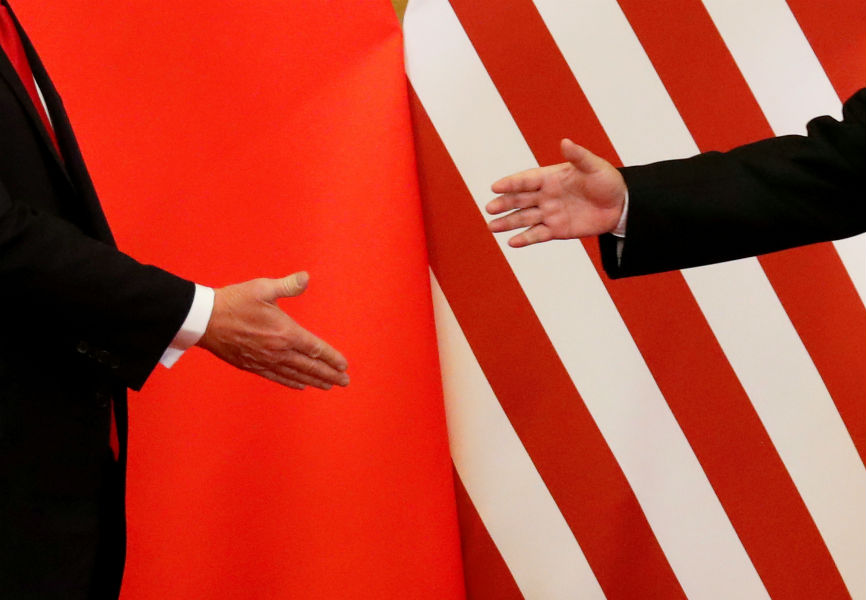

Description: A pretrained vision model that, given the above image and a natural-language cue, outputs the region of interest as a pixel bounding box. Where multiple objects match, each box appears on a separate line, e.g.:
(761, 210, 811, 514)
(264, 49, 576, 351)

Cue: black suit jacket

(601, 88, 866, 278)
(0, 3, 195, 597)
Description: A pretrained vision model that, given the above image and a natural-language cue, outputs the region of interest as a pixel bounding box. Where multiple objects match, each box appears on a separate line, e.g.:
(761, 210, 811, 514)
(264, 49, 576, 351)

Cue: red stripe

(411, 88, 687, 599)
(452, 472, 524, 600)
(448, 0, 851, 596)
(616, 0, 769, 151)
(785, 0, 866, 101)
(616, 0, 866, 465)
(781, 0, 866, 461)
(761, 245, 866, 456)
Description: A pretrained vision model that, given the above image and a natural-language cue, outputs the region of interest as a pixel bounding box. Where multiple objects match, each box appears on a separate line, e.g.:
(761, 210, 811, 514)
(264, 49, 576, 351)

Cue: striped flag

(405, 0, 865, 598)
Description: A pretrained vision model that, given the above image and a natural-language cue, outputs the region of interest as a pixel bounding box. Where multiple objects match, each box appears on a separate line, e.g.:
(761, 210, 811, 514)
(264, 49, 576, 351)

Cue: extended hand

(197, 272, 349, 390)
(486, 139, 627, 247)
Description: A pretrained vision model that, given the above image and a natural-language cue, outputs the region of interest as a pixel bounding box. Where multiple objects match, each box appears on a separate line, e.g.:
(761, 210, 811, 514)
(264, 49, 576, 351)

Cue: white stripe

(699, 2, 866, 594)
(530, 0, 866, 596)
(701, 0, 841, 133)
(533, 0, 697, 165)
(684, 259, 866, 600)
(430, 274, 606, 600)
(700, 0, 866, 306)
(406, 1, 769, 597)
(833, 235, 866, 303)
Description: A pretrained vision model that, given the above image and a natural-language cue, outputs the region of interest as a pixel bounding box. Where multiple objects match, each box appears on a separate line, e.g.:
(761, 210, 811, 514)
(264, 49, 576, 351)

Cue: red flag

(15, 1, 465, 598)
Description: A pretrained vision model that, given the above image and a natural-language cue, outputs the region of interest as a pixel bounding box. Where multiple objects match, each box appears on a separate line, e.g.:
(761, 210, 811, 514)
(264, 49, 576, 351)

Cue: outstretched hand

(486, 139, 627, 247)
(197, 272, 349, 390)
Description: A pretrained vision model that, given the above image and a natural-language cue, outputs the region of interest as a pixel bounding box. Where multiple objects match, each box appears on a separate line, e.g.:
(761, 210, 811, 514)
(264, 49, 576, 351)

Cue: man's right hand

(486, 139, 627, 247)
(197, 272, 349, 390)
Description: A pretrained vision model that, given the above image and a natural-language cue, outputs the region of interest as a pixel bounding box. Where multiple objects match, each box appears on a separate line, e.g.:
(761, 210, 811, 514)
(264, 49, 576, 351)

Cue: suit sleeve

(0, 185, 195, 390)
(601, 88, 866, 278)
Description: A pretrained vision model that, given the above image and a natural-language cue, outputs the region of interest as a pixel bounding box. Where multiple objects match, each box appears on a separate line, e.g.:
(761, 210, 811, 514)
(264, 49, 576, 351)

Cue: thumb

(561, 139, 606, 174)
(267, 271, 310, 300)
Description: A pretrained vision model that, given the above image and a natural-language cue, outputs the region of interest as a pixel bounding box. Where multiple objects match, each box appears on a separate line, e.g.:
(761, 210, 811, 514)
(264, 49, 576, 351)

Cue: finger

(264, 271, 310, 301)
(490, 170, 545, 195)
(487, 207, 543, 233)
(561, 139, 607, 175)
(508, 224, 553, 248)
(486, 190, 542, 215)
(294, 330, 348, 372)
(283, 350, 351, 386)
(258, 369, 307, 390)
(272, 364, 337, 390)
(256, 361, 338, 390)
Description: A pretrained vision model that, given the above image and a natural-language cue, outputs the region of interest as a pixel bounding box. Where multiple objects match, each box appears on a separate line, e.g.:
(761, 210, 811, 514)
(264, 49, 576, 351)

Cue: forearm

(0, 194, 195, 389)
(603, 89, 865, 278)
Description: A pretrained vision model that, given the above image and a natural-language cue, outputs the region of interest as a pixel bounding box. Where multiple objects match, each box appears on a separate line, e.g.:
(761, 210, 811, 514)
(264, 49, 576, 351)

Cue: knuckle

(308, 342, 323, 359)
(238, 351, 258, 369)
(263, 336, 287, 352)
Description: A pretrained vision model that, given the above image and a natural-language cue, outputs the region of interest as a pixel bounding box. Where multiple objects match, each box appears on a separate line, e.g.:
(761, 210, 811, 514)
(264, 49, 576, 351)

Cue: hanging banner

(15, 1, 466, 598)
(406, 0, 865, 597)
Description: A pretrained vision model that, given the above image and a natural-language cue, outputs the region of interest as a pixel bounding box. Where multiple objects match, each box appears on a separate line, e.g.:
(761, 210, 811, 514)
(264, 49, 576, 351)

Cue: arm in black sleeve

(0, 185, 195, 390)
(601, 88, 866, 278)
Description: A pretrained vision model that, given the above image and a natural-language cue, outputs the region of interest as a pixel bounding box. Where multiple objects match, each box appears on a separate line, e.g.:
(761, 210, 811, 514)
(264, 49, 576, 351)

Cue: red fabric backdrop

(13, 1, 465, 598)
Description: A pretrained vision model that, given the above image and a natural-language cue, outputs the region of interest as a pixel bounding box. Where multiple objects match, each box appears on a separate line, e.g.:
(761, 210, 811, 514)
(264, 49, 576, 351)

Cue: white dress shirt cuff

(612, 190, 629, 237)
(159, 284, 215, 368)
(612, 190, 629, 264)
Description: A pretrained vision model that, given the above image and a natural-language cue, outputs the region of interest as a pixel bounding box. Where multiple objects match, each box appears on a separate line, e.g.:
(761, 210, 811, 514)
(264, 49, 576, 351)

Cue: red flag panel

(14, 1, 465, 598)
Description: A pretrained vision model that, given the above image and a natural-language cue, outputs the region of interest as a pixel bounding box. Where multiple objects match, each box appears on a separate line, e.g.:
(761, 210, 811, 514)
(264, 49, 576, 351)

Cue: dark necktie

(0, 4, 61, 154)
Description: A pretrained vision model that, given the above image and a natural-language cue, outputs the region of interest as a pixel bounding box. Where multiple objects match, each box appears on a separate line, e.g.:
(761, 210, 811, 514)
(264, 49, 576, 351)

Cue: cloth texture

(0, 3, 195, 597)
(600, 88, 866, 277)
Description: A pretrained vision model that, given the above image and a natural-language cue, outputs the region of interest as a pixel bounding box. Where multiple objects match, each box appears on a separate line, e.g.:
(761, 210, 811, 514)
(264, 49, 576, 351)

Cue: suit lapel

(3, 1, 116, 246)
(0, 42, 68, 174)
(0, 5, 69, 175)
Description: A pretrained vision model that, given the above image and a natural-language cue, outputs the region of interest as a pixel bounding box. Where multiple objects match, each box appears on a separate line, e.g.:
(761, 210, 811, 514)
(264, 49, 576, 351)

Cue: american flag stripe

(411, 85, 687, 597)
(444, 0, 851, 597)
(618, 0, 865, 470)
(408, 3, 774, 597)
(483, 0, 865, 595)
(615, 0, 774, 153)
(613, 0, 866, 583)
(786, 0, 866, 100)
(657, 4, 866, 593)
(432, 275, 607, 598)
(666, 0, 866, 465)
(452, 476, 524, 599)
(781, 0, 866, 462)
(760, 244, 866, 464)
(614, 0, 866, 465)
(679, 262, 863, 599)
(699, 0, 842, 133)
(699, 0, 866, 301)
(405, 0, 865, 597)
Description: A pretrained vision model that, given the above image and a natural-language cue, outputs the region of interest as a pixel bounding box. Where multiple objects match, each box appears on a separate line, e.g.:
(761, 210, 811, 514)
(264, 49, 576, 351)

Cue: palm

(486, 140, 626, 247)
